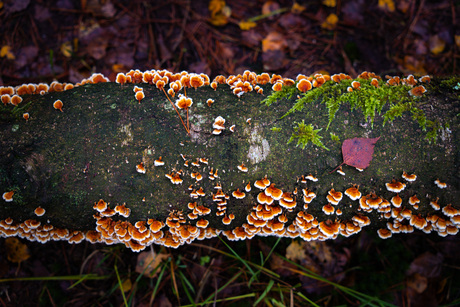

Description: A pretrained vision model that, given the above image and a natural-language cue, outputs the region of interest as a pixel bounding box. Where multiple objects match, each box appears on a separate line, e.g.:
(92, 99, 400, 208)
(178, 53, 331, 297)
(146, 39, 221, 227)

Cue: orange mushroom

(53, 99, 64, 112)
(296, 79, 312, 93)
(402, 171, 417, 182)
(135, 91, 145, 103)
(385, 179, 406, 193)
(232, 189, 246, 199)
(434, 179, 447, 189)
(34, 207, 46, 217)
(345, 185, 361, 201)
(409, 85, 426, 97)
(136, 162, 146, 174)
(2, 191, 14, 202)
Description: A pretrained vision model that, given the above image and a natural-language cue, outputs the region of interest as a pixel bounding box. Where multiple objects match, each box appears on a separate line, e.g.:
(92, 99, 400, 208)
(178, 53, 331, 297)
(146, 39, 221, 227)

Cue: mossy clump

(288, 120, 328, 150)
(264, 76, 441, 142)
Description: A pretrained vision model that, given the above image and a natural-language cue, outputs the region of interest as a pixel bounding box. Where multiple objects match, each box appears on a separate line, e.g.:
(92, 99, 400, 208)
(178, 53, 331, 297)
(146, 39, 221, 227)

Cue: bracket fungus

(0, 69, 458, 251)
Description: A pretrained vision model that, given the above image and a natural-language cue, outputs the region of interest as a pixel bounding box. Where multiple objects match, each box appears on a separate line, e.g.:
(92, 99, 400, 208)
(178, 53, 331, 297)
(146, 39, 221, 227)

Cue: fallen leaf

(121, 278, 132, 292)
(429, 35, 445, 55)
(321, 13, 339, 30)
(60, 41, 73, 58)
(378, 0, 395, 12)
(291, 2, 306, 13)
(4, 237, 30, 263)
(331, 137, 380, 172)
(135, 249, 169, 278)
(262, 1, 280, 16)
(239, 20, 257, 31)
(208, 0, 225, 16)
(322, 0, 336, 7)
(286, 241, 305, 261)
(262, 31, 287, 52)
(0, 45, 15, 60)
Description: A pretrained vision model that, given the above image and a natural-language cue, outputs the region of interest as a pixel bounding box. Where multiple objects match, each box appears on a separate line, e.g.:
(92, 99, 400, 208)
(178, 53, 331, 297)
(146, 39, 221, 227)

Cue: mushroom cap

(322, 204, 335, 215)
(175, 94, 193, 109)
(53, 99, 63, 111)
(391, 194, 403, 208)
(265, 184, 283, 200)
(402, 171, 417, 182)
(196, 219, 209, 228)
(232, 188, 246, 199)
(136, 163, 146, 173)
(328, 188, 343, 202)
(296, 79, 312, 92)
(2, 191, 14, 202)
(34, 207, 46, 217)
(409, 85, 427, 97)
(345, 186, 361, 201)
(385, 179, 406, 193)
(93, 199, 108, 212)
(408, 195, 420, 206)
(377, 228, 392, 239)
(434, 179, 447, 189)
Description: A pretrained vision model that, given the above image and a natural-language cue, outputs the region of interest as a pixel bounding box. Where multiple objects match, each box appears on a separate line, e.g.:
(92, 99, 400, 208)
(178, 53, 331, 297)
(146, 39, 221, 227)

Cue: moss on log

(0, 71, 459, 250)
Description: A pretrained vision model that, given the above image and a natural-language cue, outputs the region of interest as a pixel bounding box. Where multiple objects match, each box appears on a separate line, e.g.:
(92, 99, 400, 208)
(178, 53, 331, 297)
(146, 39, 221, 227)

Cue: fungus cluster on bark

(0, 69, 457, 252)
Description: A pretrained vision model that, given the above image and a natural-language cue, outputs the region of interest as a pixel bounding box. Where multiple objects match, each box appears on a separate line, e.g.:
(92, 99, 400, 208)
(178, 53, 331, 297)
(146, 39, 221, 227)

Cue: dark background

(0, 0, 459, 306)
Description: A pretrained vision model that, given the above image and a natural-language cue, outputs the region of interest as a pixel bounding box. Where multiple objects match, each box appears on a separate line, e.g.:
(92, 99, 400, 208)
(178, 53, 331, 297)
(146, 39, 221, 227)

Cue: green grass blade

(296, 291, 320, 307)
(218, 236, 255, 276)
(179, 271, 196, 306)
(114, 264, 129, 307)
(0, 274, 109, 283)
(183, 293, 255, 307)
(198, 270, 244, 306)
(253, 279, 274, 306)
(150, 258, 170, 302)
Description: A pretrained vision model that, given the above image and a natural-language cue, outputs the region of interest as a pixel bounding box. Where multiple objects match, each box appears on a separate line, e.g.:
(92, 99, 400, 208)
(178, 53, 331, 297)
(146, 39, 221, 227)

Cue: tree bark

(0, 76, 459, 249)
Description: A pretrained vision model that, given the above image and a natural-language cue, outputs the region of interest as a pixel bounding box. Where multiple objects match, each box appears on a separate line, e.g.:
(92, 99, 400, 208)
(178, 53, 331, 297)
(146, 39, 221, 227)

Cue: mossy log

(0, 72, 459, 250)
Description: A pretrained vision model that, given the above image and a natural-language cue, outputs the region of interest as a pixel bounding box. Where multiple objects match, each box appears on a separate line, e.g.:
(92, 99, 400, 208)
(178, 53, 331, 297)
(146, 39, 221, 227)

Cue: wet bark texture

(0, 79, 459, 233)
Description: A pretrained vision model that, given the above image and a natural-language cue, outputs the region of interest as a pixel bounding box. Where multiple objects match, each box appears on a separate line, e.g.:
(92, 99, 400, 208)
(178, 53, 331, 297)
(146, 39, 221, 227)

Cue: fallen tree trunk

(0, 71, 459, 251)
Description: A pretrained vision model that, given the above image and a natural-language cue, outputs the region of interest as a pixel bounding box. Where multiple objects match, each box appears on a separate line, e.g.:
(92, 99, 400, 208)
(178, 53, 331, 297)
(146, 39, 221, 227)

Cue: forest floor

(0, 0, 460, 306)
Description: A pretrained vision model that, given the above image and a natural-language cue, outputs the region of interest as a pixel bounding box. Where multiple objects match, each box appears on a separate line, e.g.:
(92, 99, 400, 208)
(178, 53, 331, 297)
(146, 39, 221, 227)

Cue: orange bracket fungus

(0, 70, 458, 251)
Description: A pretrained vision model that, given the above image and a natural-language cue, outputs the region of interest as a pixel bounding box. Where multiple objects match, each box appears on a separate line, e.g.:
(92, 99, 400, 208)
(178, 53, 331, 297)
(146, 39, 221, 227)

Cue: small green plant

(261, 84, 297, 106)
(288, 120, 328, 150)
(270, 126, 282, 132)
(263, 78, 442, 142)
(330, 132, 340, 143)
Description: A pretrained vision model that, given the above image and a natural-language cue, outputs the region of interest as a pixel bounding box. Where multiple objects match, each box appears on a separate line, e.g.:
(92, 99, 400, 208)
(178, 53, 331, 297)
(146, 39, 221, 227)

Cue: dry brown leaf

(286, 241, 306, 261)
(135, 249, 169, 278)
(321, 13, 339, 30)
(239, 20, 257, 31)
(378, 0, 395, 12)
(5, 237, 30, 264)
(429, 35, 446, 55)
(262, 32, 287, 52)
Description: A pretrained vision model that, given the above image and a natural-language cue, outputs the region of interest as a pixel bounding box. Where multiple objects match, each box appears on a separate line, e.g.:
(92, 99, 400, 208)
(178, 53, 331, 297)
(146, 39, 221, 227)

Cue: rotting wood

(0, 71, 459, 251)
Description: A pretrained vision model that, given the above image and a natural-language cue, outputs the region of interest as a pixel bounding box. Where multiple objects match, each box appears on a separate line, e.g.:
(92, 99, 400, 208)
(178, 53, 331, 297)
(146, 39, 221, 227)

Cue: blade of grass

(0, 274, 109, 283)
(183, 293, 255, 307)
(218, 236, 255, 276)
(178, 270, 196, 295)
(170, 257, 180, 303)
(249, 237, 282, 287)
(114, 264, 129, 307)
(191, 242, 280, 279)
(296, 291, 321, 307)
(253, 279, 275, 306)
(150, 258, 170, 303)
(179, 271, 196, 306)
(280, 254, 396, 307)
(197, 270, 244, 306)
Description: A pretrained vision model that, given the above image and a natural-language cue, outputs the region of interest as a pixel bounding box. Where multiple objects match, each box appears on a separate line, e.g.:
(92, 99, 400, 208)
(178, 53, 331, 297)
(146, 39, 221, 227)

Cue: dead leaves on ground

(135, 249, 170, 278)
(4, 237, 30, 264)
